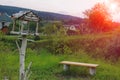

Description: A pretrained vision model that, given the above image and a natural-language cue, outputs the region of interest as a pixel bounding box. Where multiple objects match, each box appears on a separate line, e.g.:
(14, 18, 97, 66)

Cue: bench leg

(63, 64, 70, 71)
(89, 67, 96, 75)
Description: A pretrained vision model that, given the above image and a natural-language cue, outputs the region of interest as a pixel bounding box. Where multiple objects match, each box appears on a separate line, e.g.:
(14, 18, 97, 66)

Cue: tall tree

(83, 3, 112, 32)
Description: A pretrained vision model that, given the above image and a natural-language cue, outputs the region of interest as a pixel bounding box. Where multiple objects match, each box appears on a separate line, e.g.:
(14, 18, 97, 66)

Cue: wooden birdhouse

(10, 11, 41, 80)
(11, 11, 41, 35)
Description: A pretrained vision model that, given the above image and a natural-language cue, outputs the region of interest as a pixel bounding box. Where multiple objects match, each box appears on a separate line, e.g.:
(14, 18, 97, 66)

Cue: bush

(29, 32, 120, 61)
(45, 37, 72, 54)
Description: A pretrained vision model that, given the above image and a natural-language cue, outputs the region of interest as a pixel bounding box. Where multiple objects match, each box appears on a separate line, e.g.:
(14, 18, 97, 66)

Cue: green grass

(1, 32, 120, 80)
(0, 49, 120, 80)
(0, 51, 19, 79)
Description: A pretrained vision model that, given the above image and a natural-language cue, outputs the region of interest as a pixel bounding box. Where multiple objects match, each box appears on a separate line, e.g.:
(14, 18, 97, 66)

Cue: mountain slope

(0, 5, 83, 24)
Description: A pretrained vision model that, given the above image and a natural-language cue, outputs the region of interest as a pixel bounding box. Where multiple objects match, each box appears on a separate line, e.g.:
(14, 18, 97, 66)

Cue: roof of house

(0, 13, 12, 22)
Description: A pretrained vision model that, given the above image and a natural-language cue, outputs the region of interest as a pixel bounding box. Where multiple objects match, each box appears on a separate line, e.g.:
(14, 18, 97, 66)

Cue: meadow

(0, 31, 120, 80)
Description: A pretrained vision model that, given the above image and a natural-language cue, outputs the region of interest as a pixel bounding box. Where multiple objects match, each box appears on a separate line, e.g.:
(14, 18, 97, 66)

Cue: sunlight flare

(102, 0, 119, 21)
(110, 3, 117, 12)
(104, 0, 118, 12)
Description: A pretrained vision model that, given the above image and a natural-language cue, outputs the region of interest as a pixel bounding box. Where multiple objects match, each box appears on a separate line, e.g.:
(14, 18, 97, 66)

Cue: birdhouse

(11, 11, 41, 36)
(10, 11, 41, 80)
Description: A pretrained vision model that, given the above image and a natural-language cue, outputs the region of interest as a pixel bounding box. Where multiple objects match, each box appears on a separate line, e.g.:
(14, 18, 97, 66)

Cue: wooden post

(27, 21, 30, 33)
(89, 67, 96, 75)
(4, 76, 8, 80)
(19, 21, 21, 32)
(19, 35, 27, 80)
(12, 19, 16, 31)
(21, 21, 24, 33)
(35, 21, 39, 35)
(63, 64, 70, 71)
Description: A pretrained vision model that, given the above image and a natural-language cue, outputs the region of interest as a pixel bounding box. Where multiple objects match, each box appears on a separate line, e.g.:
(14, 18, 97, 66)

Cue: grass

(0, 49, 120, 80)
(1, 32, 120, 80)
(0, 51, 19, 79)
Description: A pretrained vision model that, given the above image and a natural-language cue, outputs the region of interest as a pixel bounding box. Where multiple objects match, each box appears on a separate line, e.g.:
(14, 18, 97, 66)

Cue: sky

(1, 0, 120, 22)
(0, 0, 102, 18)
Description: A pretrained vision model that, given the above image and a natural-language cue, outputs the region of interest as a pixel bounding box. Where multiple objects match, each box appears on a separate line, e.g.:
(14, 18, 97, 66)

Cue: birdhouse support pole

(35, 21, 39, 35)
(19, 35, 27, 80)
(21, 22, 24, 33)
(12, 19, 16, 31)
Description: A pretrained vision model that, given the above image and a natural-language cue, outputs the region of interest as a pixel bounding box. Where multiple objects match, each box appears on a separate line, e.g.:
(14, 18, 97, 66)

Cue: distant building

(64, 24, 80, 31)
(63, 24, 80, 35)
(0, 13, 12, 34)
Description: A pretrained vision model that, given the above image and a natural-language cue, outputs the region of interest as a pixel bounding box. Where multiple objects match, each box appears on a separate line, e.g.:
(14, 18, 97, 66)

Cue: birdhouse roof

(0, 13, 12, 22)
(12, 11, 41, 22)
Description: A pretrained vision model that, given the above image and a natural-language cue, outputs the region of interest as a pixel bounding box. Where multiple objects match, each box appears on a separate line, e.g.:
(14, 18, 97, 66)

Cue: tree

(83, 3, 112, 32)
(43, 21, 66, 36)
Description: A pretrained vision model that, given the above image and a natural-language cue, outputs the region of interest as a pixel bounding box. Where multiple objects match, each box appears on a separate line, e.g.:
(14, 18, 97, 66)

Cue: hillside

(0, 5, 83, 24)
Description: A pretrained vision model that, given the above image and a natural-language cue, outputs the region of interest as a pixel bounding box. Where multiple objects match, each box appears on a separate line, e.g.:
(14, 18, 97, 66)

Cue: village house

(0, 13, 12, 34)
(63, 24, 80, 35)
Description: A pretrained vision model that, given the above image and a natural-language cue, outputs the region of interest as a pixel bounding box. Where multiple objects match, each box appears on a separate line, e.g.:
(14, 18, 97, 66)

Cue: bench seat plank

(60, 61, 98, 68)
(60, 61, 99, 75)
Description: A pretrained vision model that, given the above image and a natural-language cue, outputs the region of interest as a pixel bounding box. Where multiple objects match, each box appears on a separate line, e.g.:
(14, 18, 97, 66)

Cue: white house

(64, 24, 80, 31)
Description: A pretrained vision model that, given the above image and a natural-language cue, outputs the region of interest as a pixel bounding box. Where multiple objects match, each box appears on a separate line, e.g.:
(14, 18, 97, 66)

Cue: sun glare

(102, 0, 119, 21)
(104, 0, 117, 11)
(110, 3, 117, 12)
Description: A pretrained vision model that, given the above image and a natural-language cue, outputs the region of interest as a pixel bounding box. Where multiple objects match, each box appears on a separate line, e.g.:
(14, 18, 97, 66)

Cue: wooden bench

(60, 61, 99, 75)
